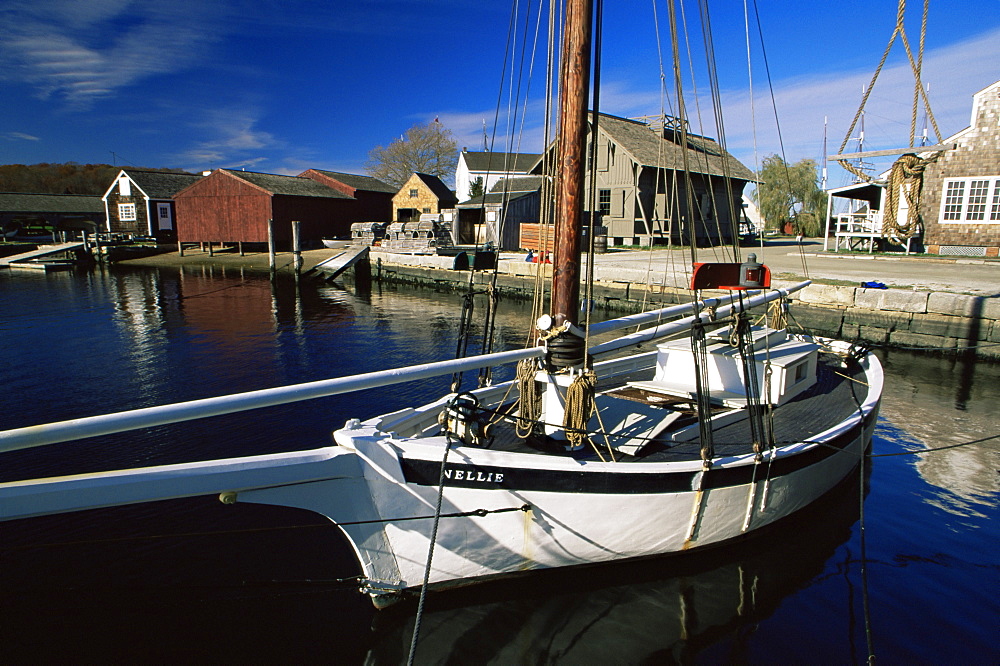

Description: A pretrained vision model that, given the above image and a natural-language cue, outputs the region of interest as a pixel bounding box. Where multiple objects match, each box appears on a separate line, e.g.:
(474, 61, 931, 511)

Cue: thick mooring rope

(563, 371, 597, 448)
(882, 153, 933, 238)
(515, 358, 542, 438)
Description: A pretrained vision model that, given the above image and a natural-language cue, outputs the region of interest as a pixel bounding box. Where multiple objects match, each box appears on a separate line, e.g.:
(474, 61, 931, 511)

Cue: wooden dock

(309, 245, 370, 280)
(0, 242, 85, 268)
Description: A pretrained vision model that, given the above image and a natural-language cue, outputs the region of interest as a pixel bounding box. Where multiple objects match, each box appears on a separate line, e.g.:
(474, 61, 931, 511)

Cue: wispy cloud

(0, 0, 221, 108)
(3, 132, 41, 142)
(173, 108, 280, 171)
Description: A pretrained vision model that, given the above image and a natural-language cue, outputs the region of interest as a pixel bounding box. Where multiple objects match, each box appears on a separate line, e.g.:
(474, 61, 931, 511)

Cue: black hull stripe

(400, 412, 873, 494)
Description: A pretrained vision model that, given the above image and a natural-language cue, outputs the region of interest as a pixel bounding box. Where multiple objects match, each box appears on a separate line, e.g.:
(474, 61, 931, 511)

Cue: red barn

(173, 169, 355, 246)
(297, 169, 394, 223)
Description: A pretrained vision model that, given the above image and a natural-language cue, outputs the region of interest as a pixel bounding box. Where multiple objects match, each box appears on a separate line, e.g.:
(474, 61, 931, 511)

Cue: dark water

(1, 265, 997, 664)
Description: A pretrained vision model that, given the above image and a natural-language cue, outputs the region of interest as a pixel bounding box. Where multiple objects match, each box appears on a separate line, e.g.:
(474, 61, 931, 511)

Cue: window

(939, 177, 1000, 223)
(118, 203, 136, 221)
(409, 188, 419, 198)
(598, 189, 611, 216)
(422, 207, 431, 214)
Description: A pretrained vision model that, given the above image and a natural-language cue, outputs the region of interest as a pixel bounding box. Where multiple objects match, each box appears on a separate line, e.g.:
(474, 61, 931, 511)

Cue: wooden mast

(551, 0, 592, 331)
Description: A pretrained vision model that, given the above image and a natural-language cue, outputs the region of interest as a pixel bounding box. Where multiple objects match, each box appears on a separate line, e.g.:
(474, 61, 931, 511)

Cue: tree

(469, 176, 484, 199)
(364, 120, 458, 189)
(753, 155, 827, 236)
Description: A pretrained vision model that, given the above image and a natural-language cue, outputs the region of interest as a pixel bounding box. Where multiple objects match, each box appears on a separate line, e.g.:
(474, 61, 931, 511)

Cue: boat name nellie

(443, 466, 504, 485)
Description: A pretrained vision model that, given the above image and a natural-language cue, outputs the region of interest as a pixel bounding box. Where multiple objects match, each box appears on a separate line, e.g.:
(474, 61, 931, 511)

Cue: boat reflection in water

(367, 470, 865, 664)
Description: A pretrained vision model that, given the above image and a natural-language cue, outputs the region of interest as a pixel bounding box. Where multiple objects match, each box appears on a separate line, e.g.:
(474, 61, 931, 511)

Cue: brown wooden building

(173, 169, 355, 246)
(392, 173, 458, 222)
(102, 169, 200, 241)
(297, 169, 394, 223)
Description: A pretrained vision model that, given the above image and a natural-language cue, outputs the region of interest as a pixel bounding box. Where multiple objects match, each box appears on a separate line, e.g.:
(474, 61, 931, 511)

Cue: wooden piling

(292, 221, 302, 274)
(267, 218, 276, 272)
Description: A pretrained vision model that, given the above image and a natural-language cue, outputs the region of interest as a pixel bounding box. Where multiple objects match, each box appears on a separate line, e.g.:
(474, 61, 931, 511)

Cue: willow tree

(754, 155, 826, 236)
(364, 120, 458, 189)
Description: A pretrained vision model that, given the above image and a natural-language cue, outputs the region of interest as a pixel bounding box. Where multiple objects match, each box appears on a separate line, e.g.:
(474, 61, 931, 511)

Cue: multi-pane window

(940, 177, 1000, 223)
(118, 203, 136, 221)
(598, 189, 611, 216)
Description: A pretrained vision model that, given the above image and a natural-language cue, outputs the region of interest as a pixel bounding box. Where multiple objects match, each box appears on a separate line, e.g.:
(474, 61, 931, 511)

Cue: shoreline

(114, 246, 1000, 360)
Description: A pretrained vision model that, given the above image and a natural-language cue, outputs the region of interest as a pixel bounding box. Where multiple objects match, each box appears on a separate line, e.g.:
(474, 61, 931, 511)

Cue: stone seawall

(370, 253, 1000, 360)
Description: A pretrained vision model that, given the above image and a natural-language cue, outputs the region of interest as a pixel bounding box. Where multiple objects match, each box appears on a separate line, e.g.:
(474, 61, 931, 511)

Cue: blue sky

(2, 0, 999, 189)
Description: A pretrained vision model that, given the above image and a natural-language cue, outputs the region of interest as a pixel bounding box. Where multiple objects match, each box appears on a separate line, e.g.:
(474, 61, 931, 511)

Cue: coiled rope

(515, 358, 542, 438)
(563, 371, 597, 449)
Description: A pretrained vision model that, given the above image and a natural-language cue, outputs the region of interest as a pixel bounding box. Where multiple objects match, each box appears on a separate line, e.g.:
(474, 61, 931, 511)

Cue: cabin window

(409, 189, 419, 198)
(118, 203, 136, 221)
(939, 177, 1000, 223)
(792, 360, 808, 384)
(598, 189, 611, 216)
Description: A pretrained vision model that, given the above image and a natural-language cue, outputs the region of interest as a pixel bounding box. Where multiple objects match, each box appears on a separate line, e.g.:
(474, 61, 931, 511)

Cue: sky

(2, 0, 999, 191)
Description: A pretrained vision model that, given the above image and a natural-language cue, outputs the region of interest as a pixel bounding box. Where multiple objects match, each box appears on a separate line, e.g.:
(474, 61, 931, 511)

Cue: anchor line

(0, 504, 533, 554)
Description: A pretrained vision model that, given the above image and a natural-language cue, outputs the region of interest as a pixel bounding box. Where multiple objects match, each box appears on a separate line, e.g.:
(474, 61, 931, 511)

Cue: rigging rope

(836, 0, 942, 182)
(407, 429, 453, 666)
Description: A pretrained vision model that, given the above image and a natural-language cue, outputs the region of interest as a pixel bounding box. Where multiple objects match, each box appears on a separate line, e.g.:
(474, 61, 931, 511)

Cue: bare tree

(364, 121, 458, 188)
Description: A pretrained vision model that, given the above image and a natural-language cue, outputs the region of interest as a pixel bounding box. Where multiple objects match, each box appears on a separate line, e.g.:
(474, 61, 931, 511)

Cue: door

(156, 203, 173, 231)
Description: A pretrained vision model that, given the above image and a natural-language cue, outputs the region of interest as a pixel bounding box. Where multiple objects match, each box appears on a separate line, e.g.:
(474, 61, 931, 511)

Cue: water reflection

(876, 351, 1000, 512)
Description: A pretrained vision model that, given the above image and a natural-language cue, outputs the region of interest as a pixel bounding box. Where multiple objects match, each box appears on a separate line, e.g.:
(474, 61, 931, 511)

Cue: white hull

(236, 341, 882, 603)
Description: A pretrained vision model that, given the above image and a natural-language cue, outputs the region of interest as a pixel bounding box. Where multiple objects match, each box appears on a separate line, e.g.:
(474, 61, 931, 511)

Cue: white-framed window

(939, 176, 1000, 223)
(118, 203, 136, 221)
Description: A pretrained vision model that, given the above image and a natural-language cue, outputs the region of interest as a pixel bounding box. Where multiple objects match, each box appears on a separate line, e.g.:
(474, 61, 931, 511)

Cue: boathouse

(392, 173, 458, 222)
(455, 149, 542, 202)
(101, 169, 200, 241)
(173, 169, 355, 247)
(0, 193, 105, 237)
(297, 169, 394, 223)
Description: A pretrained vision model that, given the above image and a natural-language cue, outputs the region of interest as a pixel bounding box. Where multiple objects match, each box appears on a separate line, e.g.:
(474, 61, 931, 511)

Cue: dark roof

(121, 170, 201, 198)
(413, 173, 457, 202)
(488, 176, 545, 193)
(592, 113, 754, 180)
(0, 192, 104, 214)
(457, 190, 536, 208)
(461, 151, 542, 173)
(307, 170, 396, 193)
(221, 170, 353, 198)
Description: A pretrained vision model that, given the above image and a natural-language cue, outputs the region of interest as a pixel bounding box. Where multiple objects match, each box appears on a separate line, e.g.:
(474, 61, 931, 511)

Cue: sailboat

(0, 0, 882, 611)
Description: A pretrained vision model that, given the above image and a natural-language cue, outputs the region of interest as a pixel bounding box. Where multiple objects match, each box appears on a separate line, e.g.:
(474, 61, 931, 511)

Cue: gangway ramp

(0, 242, 85, 267)
(309, 245, 369, 280)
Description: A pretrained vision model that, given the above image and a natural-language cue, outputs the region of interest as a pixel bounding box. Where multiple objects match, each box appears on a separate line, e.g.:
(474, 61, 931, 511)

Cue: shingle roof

(123, 170, 201, 198)
(413, 173, 457, 202)
(461, 151, 542, 173)
(221, 170, 353, 198)
(0, 192, 104, 214)
(457, 190, 536, 207)
(308, 170, 396, 193)
(488, 176, 546, 193)
(595, 114, 754, 180)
